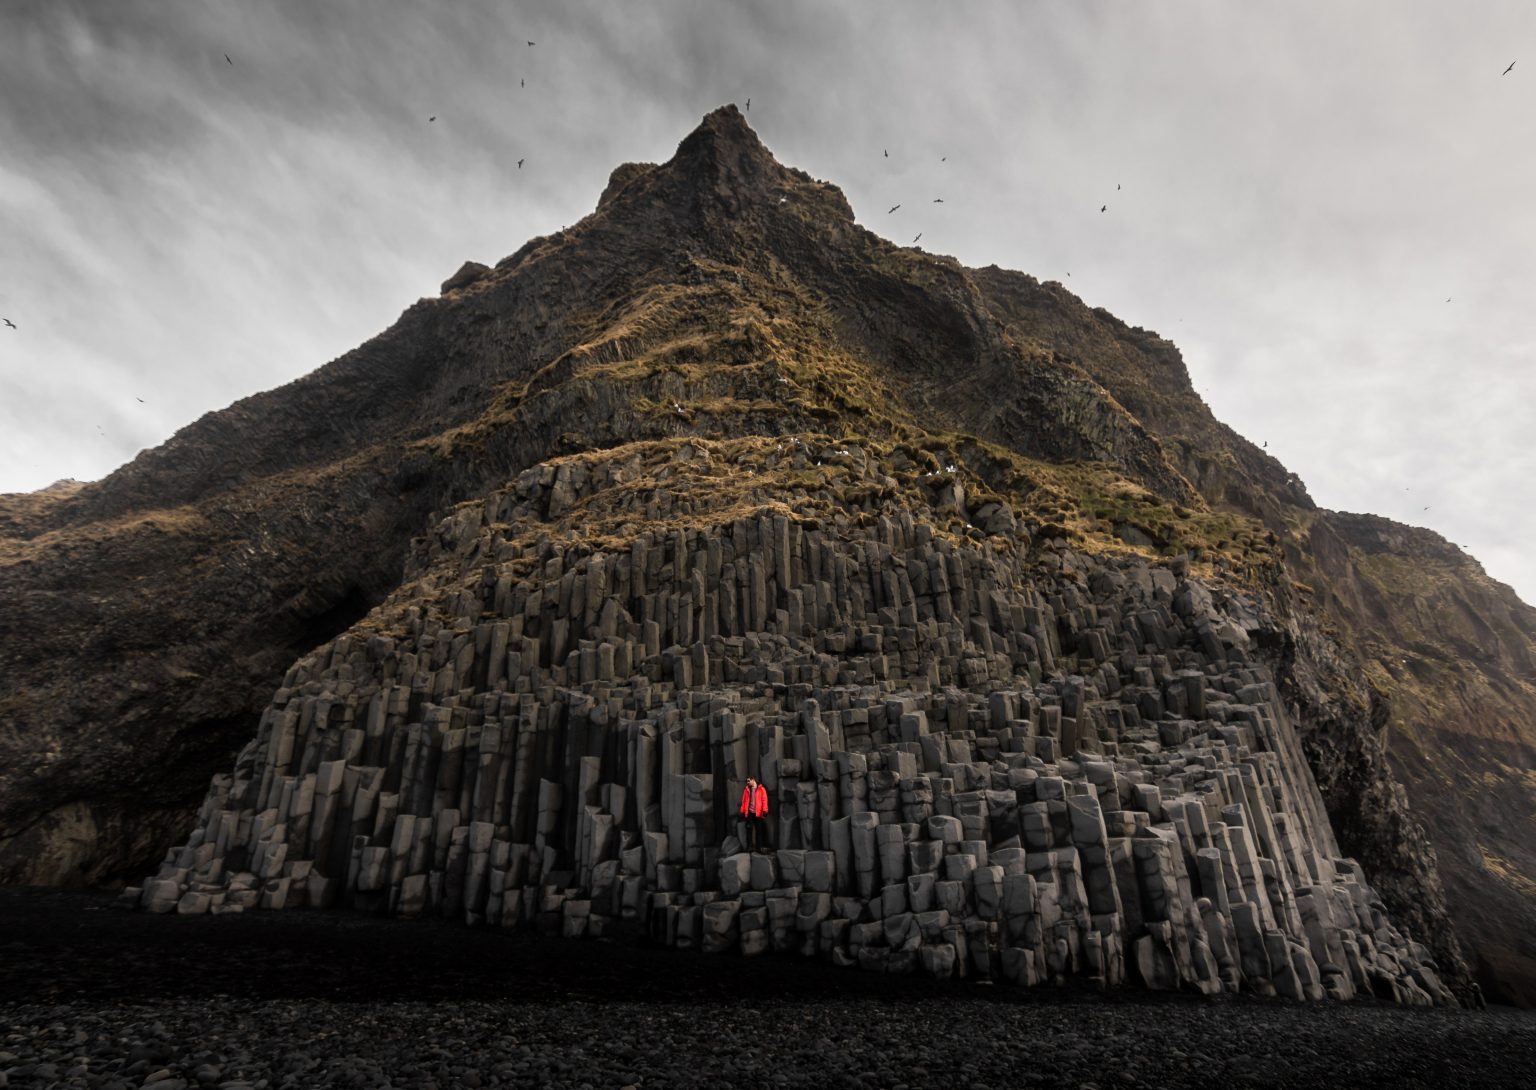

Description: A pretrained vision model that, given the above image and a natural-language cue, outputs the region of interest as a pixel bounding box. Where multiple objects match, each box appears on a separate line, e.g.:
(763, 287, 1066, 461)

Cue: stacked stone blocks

(127, 452, 1454, 1006)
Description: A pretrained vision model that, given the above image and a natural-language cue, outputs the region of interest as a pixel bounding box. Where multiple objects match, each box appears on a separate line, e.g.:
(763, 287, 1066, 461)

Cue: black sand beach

(1, 886, 1532, 1089)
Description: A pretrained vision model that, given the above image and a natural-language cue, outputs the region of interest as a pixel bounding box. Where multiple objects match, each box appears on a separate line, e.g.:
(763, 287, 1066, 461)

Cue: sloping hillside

(5, 104, 1530, 999)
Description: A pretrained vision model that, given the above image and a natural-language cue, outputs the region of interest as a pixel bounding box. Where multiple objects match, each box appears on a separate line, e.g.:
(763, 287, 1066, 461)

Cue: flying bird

(224, 54, 232, 65)
(1117, 183, 1120, 190)
(932, 198, 943, 203)
(520, 78, 525, 88)
(518, 158, 524, 169)
(527, 40, 535, 46)
(888, 204, 900, 214)
(2, 318, 14, 329)
(940, 156, 947, 162)
(745, 98, 750, 111)
(883, 149, 888, 158)
(912, 232, 922, 244)
(1503, 60, 1516, 75)
(429, 116, 436, 122)
(135, 397, 144, 403)
(1100, 204, 1107, 212)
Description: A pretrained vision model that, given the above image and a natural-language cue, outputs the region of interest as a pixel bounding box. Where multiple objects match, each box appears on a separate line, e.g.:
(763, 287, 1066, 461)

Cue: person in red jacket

(739, 776, 769, 853)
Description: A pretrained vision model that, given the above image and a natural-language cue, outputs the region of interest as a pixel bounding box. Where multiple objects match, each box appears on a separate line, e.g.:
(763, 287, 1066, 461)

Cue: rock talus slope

(2, 104, 1530, 1001)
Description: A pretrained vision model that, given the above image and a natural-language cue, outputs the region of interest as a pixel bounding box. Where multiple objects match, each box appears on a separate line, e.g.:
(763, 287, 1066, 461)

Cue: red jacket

(739, 782, 768, 818)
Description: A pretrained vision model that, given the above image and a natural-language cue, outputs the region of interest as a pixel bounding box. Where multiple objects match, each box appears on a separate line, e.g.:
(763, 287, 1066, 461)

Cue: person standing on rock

(739, 776, 769, 853)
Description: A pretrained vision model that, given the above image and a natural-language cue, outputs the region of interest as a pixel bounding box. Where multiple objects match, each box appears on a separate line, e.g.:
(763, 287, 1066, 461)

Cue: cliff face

(966, 267, 1536, 1003)
(1304, 514, 1536, 1005)
(121, 429, 1456, 1005)
(0, 105, 1528, 1001)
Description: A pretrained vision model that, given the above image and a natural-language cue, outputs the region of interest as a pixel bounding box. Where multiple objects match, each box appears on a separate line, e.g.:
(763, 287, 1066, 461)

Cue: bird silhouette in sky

(1101, 204, 1107, 212)
(940, 156, 947, 162)
(136, 397, 144, 403)
(1117, 183, 1121, 190)
(224, 54, 232, 65)
(518, 158, 524, 169)
(520, 78, 525, 88)
(1424, 506, 1431, 511)
(883, 149, 888, 158)
(527, 40, 535, 47)
(745, 98, 750, 111)
(1446, 297, 1452, 303)
(429, 115, 436, 122)
(2, 318, 14, 329)
(1503, 60, 1516, 75)
(912, 233, 922, 244)
(933, 198, 943, 203)
(888, 204, 900, 213)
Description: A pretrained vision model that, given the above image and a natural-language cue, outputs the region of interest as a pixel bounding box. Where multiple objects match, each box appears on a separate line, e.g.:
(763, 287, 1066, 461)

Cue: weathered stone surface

(0, 109, 1442, 1009)
(440, 260, 491, 294)
(2, 103, 1505, 1008)
(121, 501, 1455, 1005)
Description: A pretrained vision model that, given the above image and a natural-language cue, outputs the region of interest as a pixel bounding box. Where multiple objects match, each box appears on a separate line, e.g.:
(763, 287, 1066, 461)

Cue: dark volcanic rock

(441, 260, 492, 294)
(3, 104, 1533, 1006)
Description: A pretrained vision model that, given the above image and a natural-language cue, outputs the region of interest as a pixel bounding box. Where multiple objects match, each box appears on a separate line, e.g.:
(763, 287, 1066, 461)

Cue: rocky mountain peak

(598, 104, 856, 233)
(670, 103, 776, 185)
(8, 104, 1536, 1005)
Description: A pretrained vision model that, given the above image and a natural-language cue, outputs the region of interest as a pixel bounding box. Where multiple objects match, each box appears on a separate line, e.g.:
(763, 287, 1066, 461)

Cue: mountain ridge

(3, 104, 1534, 1001)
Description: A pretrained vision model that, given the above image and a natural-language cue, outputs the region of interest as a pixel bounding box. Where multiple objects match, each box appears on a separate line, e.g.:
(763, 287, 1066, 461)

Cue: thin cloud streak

(0, 0, 1532, 605)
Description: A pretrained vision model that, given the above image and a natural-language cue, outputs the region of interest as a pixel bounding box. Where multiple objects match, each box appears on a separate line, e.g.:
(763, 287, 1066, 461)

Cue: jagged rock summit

(4, 105, 1535, 1004)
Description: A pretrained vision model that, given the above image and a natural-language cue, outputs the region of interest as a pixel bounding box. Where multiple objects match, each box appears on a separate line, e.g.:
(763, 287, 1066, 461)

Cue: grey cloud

(0, 0, 1532, 603)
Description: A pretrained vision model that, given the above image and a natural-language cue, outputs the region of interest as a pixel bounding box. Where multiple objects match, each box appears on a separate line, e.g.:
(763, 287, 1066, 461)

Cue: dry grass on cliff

(1480, 845, 1536, 899)
(418, 430, 1279, 605)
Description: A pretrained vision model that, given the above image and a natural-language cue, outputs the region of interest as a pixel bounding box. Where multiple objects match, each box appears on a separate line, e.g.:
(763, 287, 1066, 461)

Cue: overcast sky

(2, 1, 1533, 605)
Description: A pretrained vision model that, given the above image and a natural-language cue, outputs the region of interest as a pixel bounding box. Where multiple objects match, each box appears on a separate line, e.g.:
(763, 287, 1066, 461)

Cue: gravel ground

(2, 886, 1533, 1090)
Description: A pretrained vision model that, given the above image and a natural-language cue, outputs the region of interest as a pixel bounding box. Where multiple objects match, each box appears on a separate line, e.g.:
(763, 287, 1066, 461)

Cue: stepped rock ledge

(5, 105, 1535, 1006)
